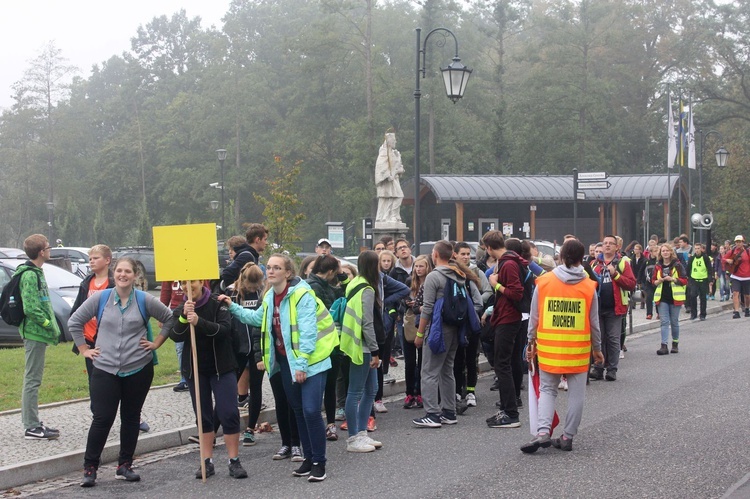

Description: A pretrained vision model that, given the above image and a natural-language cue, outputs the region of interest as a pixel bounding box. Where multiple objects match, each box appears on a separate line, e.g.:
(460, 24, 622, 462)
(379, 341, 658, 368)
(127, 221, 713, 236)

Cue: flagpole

(666, 85, 673, 241)
(687, 93, 693, 226)
(678, 92, 683, 236)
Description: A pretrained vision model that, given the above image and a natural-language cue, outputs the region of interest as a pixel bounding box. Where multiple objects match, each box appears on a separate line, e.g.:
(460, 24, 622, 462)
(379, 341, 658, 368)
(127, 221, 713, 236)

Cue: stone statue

(375, 132, 404, 223)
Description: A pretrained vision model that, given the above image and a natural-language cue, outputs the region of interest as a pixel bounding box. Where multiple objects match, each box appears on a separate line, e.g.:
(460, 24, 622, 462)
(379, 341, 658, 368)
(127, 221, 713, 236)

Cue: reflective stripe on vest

(339, 276, 371, 365)
(288, 287, 339, 365)
(653, 266, 687, 303)
(691, 256, 708, 280)
(535, 273, 597, 375)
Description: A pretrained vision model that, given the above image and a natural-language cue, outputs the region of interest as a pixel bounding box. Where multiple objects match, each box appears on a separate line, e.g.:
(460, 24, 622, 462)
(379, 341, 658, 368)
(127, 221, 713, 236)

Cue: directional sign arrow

(577, 180, 611, 190)
(577, 171, 608, 181)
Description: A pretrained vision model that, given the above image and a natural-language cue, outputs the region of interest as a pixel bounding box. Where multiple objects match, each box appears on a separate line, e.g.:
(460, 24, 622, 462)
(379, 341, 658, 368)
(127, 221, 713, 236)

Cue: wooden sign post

(153, 223, 219, 482)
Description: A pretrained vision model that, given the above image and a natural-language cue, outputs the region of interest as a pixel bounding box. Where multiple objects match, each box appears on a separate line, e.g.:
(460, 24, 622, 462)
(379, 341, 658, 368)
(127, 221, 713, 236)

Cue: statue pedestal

(373, 221, 410, 247)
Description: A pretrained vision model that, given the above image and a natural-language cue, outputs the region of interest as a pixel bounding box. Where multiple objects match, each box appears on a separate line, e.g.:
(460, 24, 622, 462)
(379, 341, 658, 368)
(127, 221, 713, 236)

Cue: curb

(0, 302, 731, 490)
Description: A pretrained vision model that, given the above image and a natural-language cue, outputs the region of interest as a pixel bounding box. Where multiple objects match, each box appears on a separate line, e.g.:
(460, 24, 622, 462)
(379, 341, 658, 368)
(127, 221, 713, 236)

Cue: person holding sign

(522, 239, 603, 453)
(169, 279, 248, 480)
(68, 257, 173, 488)
(219, 254, 336, 482)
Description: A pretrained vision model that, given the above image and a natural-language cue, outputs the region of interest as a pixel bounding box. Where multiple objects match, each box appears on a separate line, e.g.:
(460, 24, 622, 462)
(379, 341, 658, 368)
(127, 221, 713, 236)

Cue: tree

(254, 157, 305, 255)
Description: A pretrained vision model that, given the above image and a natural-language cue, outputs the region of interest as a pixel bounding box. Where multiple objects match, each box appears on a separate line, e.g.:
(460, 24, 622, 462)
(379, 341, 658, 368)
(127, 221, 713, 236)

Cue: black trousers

(689, 279, 709, 319)
(84, 363, 153, 468)
(324, 348, 342, 424)
(511, 319, 528, 397)
(404, 339, 423, 396)
(493, 322, 521, 419)
(269, 371, 300, 447)
(453, 332, 479, 395)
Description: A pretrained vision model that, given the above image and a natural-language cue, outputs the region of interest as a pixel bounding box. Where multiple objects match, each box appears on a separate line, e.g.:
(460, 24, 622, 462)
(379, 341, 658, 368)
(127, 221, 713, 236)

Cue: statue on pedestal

(375, 132, 404, 224)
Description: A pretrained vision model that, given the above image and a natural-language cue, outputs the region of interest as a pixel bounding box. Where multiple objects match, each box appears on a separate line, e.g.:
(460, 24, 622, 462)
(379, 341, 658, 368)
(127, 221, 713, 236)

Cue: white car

(49, 247, 91, 277)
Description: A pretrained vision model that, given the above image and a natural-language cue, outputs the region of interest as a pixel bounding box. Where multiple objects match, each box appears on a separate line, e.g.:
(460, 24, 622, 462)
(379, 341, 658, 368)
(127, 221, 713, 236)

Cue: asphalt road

(18, 311, 750, 498)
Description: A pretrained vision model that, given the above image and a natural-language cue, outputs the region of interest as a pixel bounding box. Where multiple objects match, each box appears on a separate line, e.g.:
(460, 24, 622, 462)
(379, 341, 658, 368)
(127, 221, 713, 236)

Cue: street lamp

(697, 130, 729, 216)
(46, 201, 55, 243)
(414, 27, 472, 251)
(216, 149, 227, 242)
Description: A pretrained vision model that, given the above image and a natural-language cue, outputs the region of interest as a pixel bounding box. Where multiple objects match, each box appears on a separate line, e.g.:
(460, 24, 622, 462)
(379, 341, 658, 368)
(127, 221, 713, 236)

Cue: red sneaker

(389, 357, 398, 367)
(340, 420, 348, 431)
(367, 416, 377, 432)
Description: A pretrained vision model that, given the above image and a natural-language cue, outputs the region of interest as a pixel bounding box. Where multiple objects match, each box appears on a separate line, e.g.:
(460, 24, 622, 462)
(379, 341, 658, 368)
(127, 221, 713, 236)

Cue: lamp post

(697, 130, 729, 216)
(414, 27, 472, 251)
(216, 149, 227, 242)
(210, 200, 220, 233)
(46, 201, 55, 243)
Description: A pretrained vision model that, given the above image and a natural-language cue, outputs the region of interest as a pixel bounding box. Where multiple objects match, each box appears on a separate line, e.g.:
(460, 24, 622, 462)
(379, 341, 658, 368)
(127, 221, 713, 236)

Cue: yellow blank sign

(153, 223, 220, 282)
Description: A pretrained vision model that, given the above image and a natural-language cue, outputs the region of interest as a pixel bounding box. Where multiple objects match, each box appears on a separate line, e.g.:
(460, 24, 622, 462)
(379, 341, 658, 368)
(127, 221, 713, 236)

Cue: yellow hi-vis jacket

(339, 276, 372, 365)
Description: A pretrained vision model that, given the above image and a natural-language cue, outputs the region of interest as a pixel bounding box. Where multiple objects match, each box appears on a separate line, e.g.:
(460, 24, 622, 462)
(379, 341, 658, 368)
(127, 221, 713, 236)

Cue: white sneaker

(465, 393, 477, 407)
(619, 349, 625, 359)
(346, 434, 375, 453)
(357, 430, 382, 449)
(373, 400, 388, 413)
(455, 393, 463, 402)
(558, 378, 568, 391)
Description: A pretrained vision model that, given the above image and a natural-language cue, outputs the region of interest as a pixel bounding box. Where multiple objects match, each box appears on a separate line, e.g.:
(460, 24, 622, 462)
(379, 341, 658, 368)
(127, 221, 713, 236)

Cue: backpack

(96, 288, 159, 365)
(441, 279, 470, 327)
(0, 267, 41, 327)
(496, 260, 535, 314)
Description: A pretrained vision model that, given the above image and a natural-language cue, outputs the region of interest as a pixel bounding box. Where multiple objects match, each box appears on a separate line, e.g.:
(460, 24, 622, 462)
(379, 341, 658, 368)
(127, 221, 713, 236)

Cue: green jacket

(16, 262, 59, 345)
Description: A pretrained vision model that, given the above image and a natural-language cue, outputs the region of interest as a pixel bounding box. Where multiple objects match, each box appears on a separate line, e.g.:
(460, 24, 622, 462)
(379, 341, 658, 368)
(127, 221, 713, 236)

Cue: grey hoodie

(527, 264, 601, 352)
(421, 265, 483, 320)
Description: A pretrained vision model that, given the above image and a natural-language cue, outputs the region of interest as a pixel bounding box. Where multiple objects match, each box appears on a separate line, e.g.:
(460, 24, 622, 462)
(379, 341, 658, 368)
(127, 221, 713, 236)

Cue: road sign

(577, 191, 586, 200)
(577, 171, 608, 181)
(577, 180, 611, 190)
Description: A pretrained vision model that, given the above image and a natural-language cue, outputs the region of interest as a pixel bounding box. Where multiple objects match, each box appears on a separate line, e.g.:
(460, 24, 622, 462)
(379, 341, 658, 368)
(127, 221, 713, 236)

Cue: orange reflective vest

(535, 273, 597, 374)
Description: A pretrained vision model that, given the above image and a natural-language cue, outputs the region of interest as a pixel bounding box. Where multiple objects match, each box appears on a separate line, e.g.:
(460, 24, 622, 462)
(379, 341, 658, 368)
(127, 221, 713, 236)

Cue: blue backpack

(96, 289, 159, 365)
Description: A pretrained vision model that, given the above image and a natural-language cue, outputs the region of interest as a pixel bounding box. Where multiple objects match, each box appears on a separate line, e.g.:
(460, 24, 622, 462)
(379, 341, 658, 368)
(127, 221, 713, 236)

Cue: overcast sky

(0, 0, 230, 110)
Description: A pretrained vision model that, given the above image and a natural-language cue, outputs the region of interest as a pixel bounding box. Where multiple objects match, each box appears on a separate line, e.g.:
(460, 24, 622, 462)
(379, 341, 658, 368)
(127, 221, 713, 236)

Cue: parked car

(49, 247, 91, 276)
(529, 240, 561, 260)
(0, 259, 81, 346)
(113, 247, 156, 290)
(0, 247, 26, 258)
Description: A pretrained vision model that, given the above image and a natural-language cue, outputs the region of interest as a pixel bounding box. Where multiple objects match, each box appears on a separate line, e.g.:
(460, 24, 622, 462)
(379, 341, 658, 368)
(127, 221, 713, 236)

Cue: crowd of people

(13, 226, 747, 486)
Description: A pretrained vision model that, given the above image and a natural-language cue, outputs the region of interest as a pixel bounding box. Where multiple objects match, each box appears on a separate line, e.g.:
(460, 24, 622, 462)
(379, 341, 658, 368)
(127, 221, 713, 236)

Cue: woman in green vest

(340, 250, 382, 453)
(652, 244, 687, 356)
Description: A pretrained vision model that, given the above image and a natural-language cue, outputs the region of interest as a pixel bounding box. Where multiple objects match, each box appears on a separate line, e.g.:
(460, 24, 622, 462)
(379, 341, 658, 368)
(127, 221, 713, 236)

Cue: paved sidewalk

(0, 299, 734, 490)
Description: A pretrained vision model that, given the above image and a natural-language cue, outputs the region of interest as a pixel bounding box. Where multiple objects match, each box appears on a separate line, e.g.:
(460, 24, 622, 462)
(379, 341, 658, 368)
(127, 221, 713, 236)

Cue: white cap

(317, 238, 332, 247)
(735, 235, 745, 242)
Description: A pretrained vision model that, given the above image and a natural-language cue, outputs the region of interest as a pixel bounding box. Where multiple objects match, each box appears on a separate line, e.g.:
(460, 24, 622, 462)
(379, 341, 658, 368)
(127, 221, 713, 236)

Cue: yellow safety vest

(339, 276, 371, 365)
(653, 265, 687, 304)
(690, 255, 708, 280)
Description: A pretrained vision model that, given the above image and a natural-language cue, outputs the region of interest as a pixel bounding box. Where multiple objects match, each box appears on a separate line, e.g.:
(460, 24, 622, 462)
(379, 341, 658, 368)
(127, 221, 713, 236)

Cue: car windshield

(2, 260, 82, 288)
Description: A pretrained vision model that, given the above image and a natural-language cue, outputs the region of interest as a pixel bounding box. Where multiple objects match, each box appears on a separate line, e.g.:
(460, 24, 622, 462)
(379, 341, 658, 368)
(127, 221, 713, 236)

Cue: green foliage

(254, 157, 305, 255)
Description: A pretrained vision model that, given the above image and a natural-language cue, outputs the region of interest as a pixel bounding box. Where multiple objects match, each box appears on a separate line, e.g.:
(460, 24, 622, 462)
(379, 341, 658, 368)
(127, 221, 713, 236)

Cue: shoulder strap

(345, 282, 370, 302)
(134, 290, 149, 326)
(96, 289, 113, 325)
(97, 289, 148, 327)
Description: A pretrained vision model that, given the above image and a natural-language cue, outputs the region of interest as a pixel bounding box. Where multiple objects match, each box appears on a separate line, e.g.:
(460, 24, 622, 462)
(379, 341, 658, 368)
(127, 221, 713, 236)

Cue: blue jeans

(175, 342, 186, 383)
(345, 353, 377, 437)
(657, 302, 680, 344)
(278, 355, 328, 465)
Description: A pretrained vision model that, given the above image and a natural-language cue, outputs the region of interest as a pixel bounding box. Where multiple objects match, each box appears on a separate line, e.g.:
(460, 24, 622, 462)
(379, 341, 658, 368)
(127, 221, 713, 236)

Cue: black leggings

(403, 339, 422, 396)
(189, 370, 240, 435)
(324, 349, 342, 424)
(84, 363, 153, 468)
(269, 372, 300, 447)
(246, 361, 265, 429)
(454, 332, 479, 395)
(511, 319, 528, 398)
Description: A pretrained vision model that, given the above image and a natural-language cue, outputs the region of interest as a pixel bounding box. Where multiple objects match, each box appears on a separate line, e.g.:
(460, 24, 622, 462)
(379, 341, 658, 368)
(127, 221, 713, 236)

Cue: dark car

(113, 247, 156, 290)
(0, 259, 81, 346)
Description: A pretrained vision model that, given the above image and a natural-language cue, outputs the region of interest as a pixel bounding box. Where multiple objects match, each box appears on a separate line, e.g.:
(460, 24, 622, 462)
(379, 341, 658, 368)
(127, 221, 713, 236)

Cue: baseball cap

(735, 235, 745, 242)
(317, 238, 332, 247)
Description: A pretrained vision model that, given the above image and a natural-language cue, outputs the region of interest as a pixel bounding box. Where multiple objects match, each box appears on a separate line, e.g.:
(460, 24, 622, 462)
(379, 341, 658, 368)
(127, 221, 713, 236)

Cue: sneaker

(657, 343, 669, 355)
(733, 311, 741, 319)
(440, 411, 458, 425)
(115, 462, 140, 482)
(139, 421, 150, 433)
(605, 370, 617, 381)
(412, 413, 442, 428)
(520, 433, 552, 454)
(516, 396, 524, 408)
(415, 395, 424, 408)
(373, 400, 388, 413)
(403, 395, 416, 409)
(308, 462, 326, 482)
(487, 410, 507, 423)
(745, 308, 750, 318)
(357, 430, 383, 449)
(326, 423, 338, 441)
(490, 379, 500, 391)
(81, 465, 97, 488)
(228, 458, 248, 479)
(346, 434, 375, 453)
(551, 435, 573, 451)
(389, 356, 398, 367)
(558, 378, 568, 391)
(25, 425, 59, 440)
(273, 445, 291, 460)
(292, 458, 312, 477)
(383, 373, 396, 385)
(671, 341, 679, 354)
(486, 411, 521, 428)
(700, 316, 706, 321)
(340, 420, 348, 431)
(646, 314, 653, 320)
(691, 316, 699, 321)
(588, 369, 604, 381)
(195, 459, 215, 479)
(173, 381, 189, 392)
(242, 429, 256, 446)
(237, 395, 249, 409)
(335, 408, 346, 421)
(619, 349, 625, 359)
(367, 416, 377, 432)
(188, 435, 216, 446)
(291, 446, 304, 462)
(455, 393, 463, 403)
(465, 393, 477, 407)
(39, 422, 59, 435)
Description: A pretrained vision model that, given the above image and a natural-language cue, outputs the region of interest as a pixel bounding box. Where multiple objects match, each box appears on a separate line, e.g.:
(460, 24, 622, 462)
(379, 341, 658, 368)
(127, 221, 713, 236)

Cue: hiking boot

(346, 434, 375, 453)
(242, 429, 256, 446)
(326, 423, 338, 441)
(551, 435, 573, 451)
(373, 400, 388, 413)
(605, 370, 617, 381)
(195, 458, 215, 479)
(308, 462, 326, 482)
(273, 445, 291, 460)
(671, 341, 679, 354)
(412, 413, 442, 428)
(292, 458, 312, 477)
(228, 458, 248, 478)
(25, 425, 60, 440)
(588, 369, 604, 381)
(657, 343, 669, 355)
(115, 462, 140, 482)
(81, 465, 97, 487)
(465, 393, 477, 407)
(733, 311, 741, 319)
(486, 411, 521, 428)
(440, 411, 458, 425)
(520, 433, 551, 454)
(357, 430, 382, 449)
(291, 446, 304, 462)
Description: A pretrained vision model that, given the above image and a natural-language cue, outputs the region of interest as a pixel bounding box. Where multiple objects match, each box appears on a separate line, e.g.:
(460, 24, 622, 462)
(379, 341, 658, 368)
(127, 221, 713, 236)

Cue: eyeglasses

(396, 246, 409, 251)
(43, 246, 51, 251)
(267, 266, 285, 272)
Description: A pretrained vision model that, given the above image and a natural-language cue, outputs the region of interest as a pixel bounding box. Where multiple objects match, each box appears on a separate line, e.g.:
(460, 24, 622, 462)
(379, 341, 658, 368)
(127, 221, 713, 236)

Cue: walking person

(340, 250, 383, 452)
(68, 257, 173, 487)
(653, 244, 688, 355)
(642, 241, 659, 320)
(725, 235, 750, 318)
(687, 243, 713, 321)
(521, 239, 603, 453)
(220, 254, 337, 482)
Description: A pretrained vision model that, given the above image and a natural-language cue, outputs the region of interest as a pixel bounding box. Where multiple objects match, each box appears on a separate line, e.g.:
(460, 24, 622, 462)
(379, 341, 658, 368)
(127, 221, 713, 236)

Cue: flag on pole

(678, 99, 687, 167)
(687, 102, 696, 170)
(527, 358, 559, 437)
(667, 94, 677, 169)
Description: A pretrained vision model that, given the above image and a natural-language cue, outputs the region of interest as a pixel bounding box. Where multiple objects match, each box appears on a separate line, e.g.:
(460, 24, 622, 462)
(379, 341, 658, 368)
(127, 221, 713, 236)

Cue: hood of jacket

(434, 264, 467, 284)
(497, 250, 528, 268)
(13, 261, 43, 278)
(552, 264, 588, 284)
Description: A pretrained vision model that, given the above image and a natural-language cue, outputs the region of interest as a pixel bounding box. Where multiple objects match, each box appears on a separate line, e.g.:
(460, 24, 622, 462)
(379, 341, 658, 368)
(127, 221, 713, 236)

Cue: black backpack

(441, 279, 470, 327)
(496, 260, 535, 314)
(0, 267, 41, 327)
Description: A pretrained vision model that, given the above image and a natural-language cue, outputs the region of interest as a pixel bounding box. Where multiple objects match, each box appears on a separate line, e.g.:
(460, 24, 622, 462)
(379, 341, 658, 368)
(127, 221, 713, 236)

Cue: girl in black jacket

(170, 280, 247, 480)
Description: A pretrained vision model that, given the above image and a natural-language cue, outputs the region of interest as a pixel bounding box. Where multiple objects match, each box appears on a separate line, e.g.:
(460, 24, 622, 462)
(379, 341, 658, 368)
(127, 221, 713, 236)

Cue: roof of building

(401, 174, 679, 203)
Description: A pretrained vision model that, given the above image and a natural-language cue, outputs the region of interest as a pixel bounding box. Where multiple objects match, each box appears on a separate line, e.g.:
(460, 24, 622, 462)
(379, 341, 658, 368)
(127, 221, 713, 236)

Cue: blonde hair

(89, 244, 112, 260)
(410, 255, 433, 295)
(379, 250, 396, 272)
(235, 261, 264, 298)
(657, 243, 677, 263)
